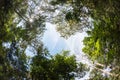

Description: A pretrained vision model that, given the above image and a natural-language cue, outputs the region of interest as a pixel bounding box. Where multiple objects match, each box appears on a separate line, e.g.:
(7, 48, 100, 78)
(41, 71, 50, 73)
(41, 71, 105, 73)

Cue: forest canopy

(0, 0, 120, 79)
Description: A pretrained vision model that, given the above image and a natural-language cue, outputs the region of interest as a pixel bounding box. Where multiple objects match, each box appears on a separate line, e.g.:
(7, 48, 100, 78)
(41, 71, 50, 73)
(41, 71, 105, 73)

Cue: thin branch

(93, 66, 118, 77)
(14, 8, 28, 22)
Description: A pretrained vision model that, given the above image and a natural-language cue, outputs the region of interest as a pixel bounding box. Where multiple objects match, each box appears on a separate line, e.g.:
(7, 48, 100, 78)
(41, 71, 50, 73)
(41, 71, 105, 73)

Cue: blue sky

(26, 22, 90, 64)
(42, 22, 87, 55)
(42, 23, 92, 65)
(42, 23, 69, 55)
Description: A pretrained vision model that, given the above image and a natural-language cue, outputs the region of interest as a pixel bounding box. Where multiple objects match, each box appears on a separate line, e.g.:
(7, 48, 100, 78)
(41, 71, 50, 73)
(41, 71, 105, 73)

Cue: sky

(25, 22, 92, 64)
(42, 23, 86, 54)
(42, 22, 92, 64)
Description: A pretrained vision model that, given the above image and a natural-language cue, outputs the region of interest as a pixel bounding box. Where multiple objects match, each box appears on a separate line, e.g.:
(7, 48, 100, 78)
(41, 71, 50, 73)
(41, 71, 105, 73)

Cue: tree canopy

(31, 50, 89, 80)
(50, 0, 120, 79)
(0, 0, 120, 79)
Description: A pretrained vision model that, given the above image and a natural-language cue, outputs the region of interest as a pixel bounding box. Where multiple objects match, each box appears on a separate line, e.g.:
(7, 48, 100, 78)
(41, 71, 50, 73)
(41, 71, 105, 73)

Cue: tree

(0, 0, 46, 79)
(52, 51, 77, 80)
(82, 13, 120, 80)
(30, 50, 89, 80)
(49, 0, 120, 38)
(82, 18, 120, 79)
(49, 0, 120, 79)
(1, 0, 120, 79)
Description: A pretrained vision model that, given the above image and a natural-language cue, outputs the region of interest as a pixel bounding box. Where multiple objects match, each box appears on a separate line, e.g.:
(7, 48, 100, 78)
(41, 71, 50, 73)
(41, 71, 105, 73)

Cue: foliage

(81, 1, 120, 79)
(31, 50, 88, 80)
(50, 0, 120, 79)
(0, 0, 45, 79)
(1, 0, 120, 79)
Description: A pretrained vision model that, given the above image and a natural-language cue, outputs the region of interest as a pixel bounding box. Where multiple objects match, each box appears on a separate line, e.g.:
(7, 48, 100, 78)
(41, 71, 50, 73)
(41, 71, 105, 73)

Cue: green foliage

(50, 0, 91, 38)
(82, 1, 120, 79)
(50, 0, 120, 79)
(53, 51, 77, 79)
(0, 0, 45, 79)
(31, 50, 76, 80)
(31, 50, 88, 80)
(1, 0, 120, 79)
